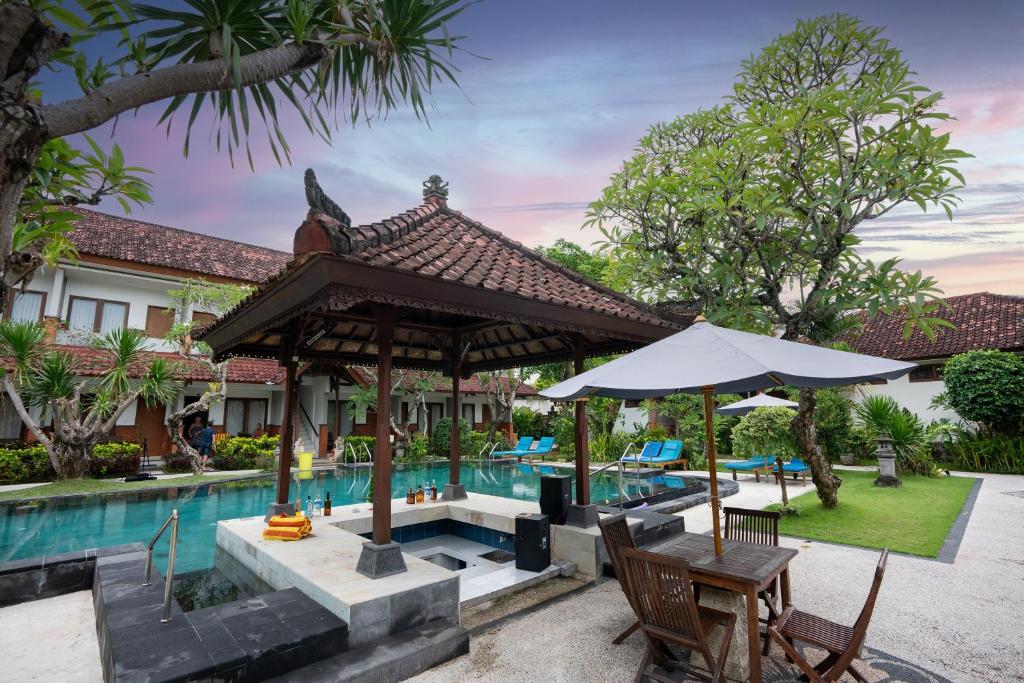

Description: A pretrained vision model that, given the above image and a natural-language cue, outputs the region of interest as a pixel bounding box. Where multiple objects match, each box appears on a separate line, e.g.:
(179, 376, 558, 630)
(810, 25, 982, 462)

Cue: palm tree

(0, 322, 177, 478)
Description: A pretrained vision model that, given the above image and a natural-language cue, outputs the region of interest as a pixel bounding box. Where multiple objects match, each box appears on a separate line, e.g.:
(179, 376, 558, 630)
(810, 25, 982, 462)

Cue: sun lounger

(623, 440, 687, 470)
(620, 441, 662, 463)
(774, 458, 811, 485)
(492, 436, 534, 459)
(725, 455, 772, 480)
(523, 436, 556, 461)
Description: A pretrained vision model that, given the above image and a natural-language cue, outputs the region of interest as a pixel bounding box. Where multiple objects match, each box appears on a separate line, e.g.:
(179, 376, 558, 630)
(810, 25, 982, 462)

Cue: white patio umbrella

(540, 320, 916, 554)
(717, 393, 799, 416)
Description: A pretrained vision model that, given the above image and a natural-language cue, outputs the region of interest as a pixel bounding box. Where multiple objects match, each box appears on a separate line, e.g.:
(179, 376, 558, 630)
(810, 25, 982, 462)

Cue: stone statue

(422, 174, 449, 200)
(304, 168, 352, 227)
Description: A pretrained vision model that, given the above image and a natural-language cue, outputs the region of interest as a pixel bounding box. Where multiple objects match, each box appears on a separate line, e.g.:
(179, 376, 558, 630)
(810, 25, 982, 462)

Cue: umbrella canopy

(540, 320, 916, 555)
(717, 393, 799, 416)
(540, 321, 915, 400)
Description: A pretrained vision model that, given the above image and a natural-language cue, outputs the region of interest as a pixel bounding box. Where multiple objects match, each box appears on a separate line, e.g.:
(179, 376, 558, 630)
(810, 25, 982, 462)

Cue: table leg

(780, 567, 792, 608)
(745, 589, 762, 683)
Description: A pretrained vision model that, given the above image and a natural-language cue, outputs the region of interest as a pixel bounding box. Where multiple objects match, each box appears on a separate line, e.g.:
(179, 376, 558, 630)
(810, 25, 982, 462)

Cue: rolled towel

(263, 527, 305, 541)
(268, 513, 308, 529)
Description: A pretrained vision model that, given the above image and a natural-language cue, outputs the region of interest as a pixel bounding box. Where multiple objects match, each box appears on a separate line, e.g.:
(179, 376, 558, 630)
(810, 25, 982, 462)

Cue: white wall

(614, 402, 649, 433)
(850, 370, 959, 423)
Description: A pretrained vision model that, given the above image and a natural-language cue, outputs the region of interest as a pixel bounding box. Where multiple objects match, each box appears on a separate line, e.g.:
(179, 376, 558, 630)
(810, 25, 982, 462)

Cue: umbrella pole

(701, 386, 723, 556)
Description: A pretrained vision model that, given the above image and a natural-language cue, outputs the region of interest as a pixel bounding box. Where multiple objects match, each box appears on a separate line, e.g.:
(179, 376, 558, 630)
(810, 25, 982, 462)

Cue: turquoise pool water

(0, 463, 692, 572)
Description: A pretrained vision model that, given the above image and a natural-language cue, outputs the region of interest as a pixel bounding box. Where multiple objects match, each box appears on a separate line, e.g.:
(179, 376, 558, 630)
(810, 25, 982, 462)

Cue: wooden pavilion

(197, 171, 687, 577)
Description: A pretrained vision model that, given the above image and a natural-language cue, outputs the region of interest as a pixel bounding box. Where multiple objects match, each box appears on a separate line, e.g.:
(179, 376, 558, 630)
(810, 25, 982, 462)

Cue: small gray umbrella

(540, 320, 915, 554)
(717, 393, 799, 416)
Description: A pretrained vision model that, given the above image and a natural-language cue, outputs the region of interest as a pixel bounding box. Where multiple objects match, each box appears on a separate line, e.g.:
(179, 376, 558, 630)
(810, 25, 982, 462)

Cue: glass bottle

(314, 493, 323, 517)
(295, 497, 302, 515)
(430, 480, 438, 502)
(324, 491, 332, 516)
(306, 496, 314, 518)
(415, 484, 424, 504)
(407, 487, 415, 505)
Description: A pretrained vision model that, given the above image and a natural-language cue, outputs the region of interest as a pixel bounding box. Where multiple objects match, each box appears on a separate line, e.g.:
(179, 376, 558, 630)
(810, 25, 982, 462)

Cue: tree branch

(2, 374, 50, 450)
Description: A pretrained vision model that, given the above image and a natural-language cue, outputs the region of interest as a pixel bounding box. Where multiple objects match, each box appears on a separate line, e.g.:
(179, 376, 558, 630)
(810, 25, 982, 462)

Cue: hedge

(0, 441, 141, 483)
(213, 435, 279, 471)
(90, 442, 141, 478)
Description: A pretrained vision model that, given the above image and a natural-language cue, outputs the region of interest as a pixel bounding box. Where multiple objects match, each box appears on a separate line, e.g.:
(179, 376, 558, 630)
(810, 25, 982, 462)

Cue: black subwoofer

(539, 474, 571, 525)
(514, 513, 550, 572)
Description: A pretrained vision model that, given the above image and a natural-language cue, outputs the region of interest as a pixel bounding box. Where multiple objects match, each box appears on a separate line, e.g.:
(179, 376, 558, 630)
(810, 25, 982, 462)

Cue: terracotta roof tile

(67, 208, 292, 284)
(849, 292, 1024, 361)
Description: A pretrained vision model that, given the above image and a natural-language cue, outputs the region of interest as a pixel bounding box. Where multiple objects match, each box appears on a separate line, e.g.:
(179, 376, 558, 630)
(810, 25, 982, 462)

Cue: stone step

(459, 562, 565, 608)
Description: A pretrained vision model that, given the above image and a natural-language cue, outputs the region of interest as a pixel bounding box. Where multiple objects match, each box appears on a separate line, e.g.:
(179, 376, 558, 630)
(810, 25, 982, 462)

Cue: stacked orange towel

(262, 513, 312, 541)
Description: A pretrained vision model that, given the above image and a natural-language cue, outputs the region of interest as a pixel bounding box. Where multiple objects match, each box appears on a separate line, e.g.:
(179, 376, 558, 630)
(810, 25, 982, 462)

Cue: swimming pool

(0, 463, 698, 572)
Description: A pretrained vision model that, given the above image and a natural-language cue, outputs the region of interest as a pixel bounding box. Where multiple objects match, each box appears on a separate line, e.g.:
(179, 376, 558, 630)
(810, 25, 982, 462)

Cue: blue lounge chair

(493, 436, 534, 459)
(777, 458, 811, 485)
(524, 436, 556, 461)
(623, 440, 687, 470)
(725, 455, 772, 480)
(620, 441, 662, 463)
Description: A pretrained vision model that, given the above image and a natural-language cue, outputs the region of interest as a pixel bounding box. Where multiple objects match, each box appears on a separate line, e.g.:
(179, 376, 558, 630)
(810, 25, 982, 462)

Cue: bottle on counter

(306, 496, 314, 518)
(415, 484, 425, 504)
(406, 487, 415, 505)
(295, 497, 302, 515)
(324, 492, 332, 516)
(430, 480, 438, 502)
(314, 493, 323, 517)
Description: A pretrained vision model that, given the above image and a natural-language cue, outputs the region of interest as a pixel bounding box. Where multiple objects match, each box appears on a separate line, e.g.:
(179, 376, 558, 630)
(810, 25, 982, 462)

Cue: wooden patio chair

(720, 506, 782, 654)
(767, 549, 889, 682)
(619, 546, 736, 683)
(598, 513, 641, 645)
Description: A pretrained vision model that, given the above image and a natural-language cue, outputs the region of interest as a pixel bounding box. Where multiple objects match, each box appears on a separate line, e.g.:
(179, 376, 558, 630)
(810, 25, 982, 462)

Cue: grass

(0, 472, 266, 503)
(764, 470, 976, 557)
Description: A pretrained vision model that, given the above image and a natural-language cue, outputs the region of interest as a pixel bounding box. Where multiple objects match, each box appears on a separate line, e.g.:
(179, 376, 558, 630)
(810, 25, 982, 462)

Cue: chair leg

(846, 663, 869, 683)
(613, 619, 640, 645)
(769, 628, 824, 683)
(634, 646, 652, 683)
(710, 613, 736, 683)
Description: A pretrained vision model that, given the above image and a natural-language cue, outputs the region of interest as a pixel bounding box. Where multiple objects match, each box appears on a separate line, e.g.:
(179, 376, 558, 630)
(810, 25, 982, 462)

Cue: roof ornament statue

(304, 168, 351, 227)
(422, 174, 449, 200)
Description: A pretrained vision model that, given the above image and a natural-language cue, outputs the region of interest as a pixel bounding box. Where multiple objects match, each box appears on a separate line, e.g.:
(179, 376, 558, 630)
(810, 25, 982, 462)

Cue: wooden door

(134, 402, 171, 456)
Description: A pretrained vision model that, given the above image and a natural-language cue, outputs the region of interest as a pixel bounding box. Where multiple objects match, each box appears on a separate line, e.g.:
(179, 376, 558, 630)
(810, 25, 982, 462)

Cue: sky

(43, 0, 1024, 296)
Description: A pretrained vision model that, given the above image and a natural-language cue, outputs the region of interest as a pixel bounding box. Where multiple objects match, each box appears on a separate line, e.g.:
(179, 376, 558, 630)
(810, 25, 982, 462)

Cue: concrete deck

(1, 590, 103, 682)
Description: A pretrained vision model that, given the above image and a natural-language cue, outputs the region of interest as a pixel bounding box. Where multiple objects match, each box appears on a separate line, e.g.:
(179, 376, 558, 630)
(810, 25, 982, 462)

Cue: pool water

(0, 463, 695, 573)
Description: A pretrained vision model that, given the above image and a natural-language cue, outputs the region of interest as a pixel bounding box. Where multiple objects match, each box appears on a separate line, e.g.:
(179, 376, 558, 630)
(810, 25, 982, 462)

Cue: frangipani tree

(0, 322, 177, 478)
(590, 14, 969, 507)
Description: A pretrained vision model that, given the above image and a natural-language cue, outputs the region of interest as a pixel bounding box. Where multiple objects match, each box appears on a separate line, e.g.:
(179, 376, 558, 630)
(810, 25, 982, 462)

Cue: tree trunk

(166, 363, 227, 474)
(50, 441, 91, 479)
(793, 386, 841, 508)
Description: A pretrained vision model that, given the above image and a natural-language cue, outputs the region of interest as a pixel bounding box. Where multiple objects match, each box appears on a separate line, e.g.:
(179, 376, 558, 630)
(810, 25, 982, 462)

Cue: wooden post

(276, 359, 298, 505)
(573, 337, 590, 507)
(450, 333, 462, 486)
(372, 308, 396, 546)
(701, 386, 723, 556)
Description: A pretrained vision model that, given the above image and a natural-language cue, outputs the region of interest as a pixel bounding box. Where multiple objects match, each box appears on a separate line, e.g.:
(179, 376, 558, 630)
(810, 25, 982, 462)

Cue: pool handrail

(589, 459, 630, 510)
(142, 508, 180, 624)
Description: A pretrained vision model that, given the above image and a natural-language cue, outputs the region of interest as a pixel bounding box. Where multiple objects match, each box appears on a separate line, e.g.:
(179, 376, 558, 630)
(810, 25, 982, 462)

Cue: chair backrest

(660, 440, 683, 458)
(535, 436, 555, 452)
(833, 549, 889, 673)
(618, 546, 708, 651)
(723, 506, 780, 547)
(513, 436, 533, 451)
(638, 441, 662, 459)
(598, 513, 636, 582)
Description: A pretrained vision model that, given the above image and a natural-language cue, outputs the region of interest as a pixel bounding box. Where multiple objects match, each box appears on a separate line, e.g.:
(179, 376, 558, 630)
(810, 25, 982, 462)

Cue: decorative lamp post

(873, 432, 902, 488)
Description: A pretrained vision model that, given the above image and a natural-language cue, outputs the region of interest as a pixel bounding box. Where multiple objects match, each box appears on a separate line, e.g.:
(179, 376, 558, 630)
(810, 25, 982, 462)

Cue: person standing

(198, 421, 215, 472)
(187, 415, 202, 450)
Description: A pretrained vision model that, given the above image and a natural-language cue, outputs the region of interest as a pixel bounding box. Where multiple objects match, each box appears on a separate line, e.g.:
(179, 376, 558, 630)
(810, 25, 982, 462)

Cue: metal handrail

(474, 441, 498, 461)
(142, 509, 180, 624)
(589, 458, 629, 510)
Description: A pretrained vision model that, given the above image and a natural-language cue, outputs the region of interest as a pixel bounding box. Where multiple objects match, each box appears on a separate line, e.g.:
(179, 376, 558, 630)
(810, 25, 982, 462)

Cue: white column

(45, 267, 65, 317)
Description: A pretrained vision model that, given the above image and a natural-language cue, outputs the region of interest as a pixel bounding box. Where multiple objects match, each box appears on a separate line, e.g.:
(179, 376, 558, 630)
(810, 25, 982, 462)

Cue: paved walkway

(0, 591, 103, 682)
(422, 471, 1024, 682)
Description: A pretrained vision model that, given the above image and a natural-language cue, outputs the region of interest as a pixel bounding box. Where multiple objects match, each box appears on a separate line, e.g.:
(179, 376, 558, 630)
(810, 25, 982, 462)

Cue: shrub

(731, 407, 798, 459)
(0, 445, 53, 484)
(855, 395, 932, 474)
(163, 451, 193, 473)
(943, 350, 1024, 436)
(814, 389, 854, 461)
(551, 409, 576, 457)
(947, 431, 1024, 474)
(429, 417, 472, 458)
(512, 406, 545, 438)
(466, 430, 508, 458)
(341, 435, 375, 462)
(89, 442, 141, 478)
(213, 435, 279, 470)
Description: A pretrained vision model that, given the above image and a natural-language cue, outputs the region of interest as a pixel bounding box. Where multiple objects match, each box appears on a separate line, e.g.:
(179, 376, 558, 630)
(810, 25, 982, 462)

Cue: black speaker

(515, 513, 550, 572)
(539, 475, 571, 525)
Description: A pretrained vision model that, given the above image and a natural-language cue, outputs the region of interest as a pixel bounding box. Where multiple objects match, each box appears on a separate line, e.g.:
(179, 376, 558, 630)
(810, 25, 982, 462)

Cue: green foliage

(943, 350, 1024, 436)
(814, 389, 855, 460)
(534, 239, 614, 284)
(946, 431, 1024, 474)
(89, 441, 141, 478)
(855, 395, 932, 474)
(404, 433, 430, 462)
(343, 436, 376, 462)
(163, 451, 194, 474)
(656, 393, 740, 460)
(213, 435, 279, 470)
(164, 278, 253, 352)
(589, 14, 968, 341)
(512, 406, 547, 439)
(731, 407, 798, 459)
(0, 445, 53, 484)
(551, 408, 577, 457)
(429, 417, 472, 458)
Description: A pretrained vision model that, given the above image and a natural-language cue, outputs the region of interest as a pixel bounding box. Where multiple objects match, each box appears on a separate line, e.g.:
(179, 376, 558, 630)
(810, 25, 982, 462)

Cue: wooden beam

(573, 336, 590, 507)
(450, 332, 462, 486)
(372, 307, 397, 546)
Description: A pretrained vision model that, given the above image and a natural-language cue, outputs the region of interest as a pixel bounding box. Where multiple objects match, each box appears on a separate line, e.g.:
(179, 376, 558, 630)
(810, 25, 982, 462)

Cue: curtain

(462, 403, 475, 424)
(68, 299, 96, 332)
(246, 400, 267, 434)
(225, 400, 245, 435)
(9, 292, 42, 322)
(98, 302, 127, 333)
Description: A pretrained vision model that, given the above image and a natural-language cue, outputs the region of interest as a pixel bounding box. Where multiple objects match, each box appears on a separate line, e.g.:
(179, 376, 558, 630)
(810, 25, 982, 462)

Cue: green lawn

(0, 472, 265, 503)
(765, 470, 976, 557)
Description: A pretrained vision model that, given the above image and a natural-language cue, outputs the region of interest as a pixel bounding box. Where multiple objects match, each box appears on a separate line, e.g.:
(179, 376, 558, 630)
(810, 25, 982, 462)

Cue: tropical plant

(0, 0, 469, 310)
(855, 395, 932, 474)
(813, 389, 855, 461)
(89, 441, 142, 477)
(731, 407, 798, 460)
(0, 444, 52, 484)
(429, 417, 472, 458)
(942, 350, 1024, 436)
(0, 322, 178, 478)
(478, 369, 526, 444)
(947, 430, 1024, 474)
(512, 406, 545, 439)
(590, 14, 969, 507)
(213, 435, 279, 470)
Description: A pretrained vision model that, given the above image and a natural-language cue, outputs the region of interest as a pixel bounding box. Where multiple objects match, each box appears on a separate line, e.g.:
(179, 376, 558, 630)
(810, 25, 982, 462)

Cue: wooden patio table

(648, 532, 798, 683)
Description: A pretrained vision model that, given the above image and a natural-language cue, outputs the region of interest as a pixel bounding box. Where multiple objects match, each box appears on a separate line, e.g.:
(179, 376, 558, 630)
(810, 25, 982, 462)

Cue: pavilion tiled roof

(849, 292, 1024, 361)
(68, 208, 292, 284)
(345, 367, 539, 396)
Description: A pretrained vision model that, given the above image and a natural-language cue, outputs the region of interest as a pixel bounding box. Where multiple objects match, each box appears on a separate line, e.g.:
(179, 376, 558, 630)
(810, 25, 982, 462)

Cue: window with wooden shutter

(145, 306, 173, 339)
